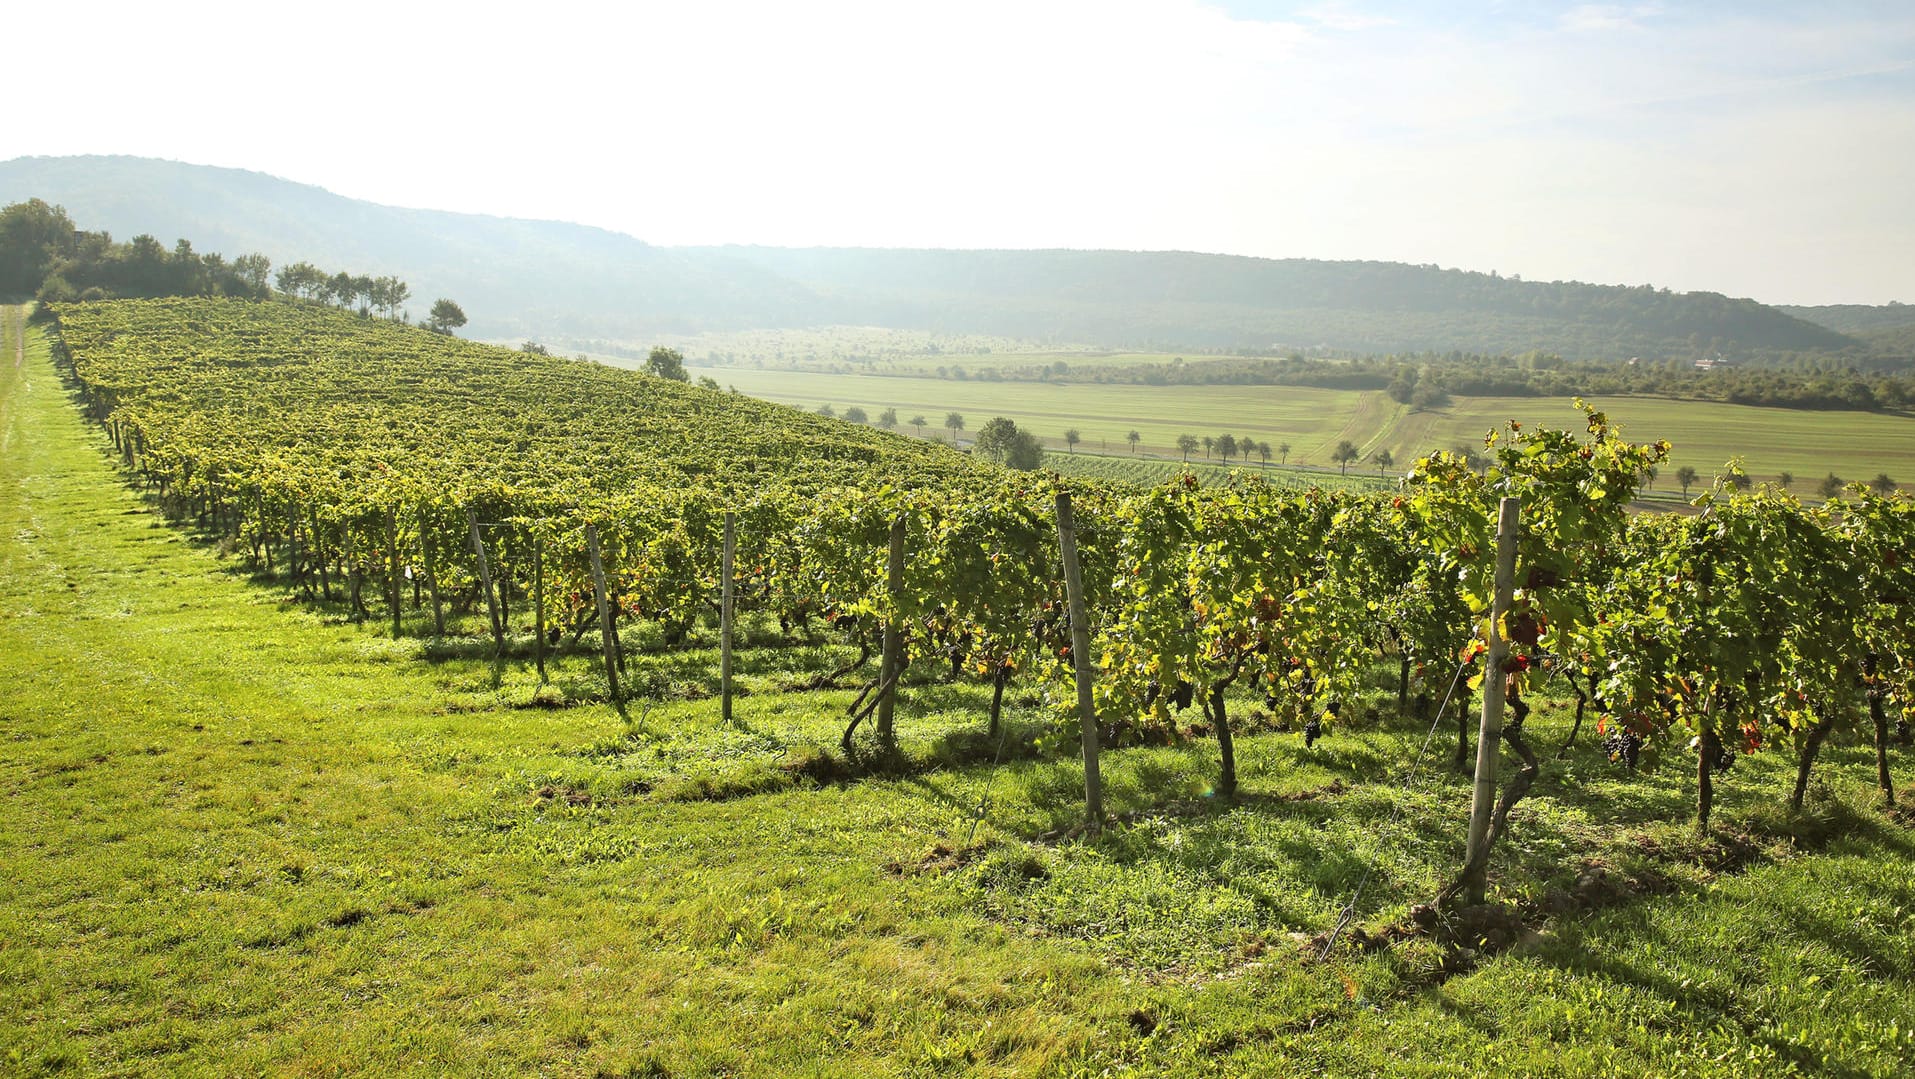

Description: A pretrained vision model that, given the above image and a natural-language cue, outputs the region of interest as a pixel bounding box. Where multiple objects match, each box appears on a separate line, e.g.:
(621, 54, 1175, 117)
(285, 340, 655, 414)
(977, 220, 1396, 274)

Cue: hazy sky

(13, 1, 1915, 304)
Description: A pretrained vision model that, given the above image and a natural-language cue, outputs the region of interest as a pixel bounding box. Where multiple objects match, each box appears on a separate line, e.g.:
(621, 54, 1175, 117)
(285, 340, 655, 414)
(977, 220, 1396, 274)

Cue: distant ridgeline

(695, 247, 1893, 365)
(3, 155, 1911, 365)
(9, 189, 1911, 413)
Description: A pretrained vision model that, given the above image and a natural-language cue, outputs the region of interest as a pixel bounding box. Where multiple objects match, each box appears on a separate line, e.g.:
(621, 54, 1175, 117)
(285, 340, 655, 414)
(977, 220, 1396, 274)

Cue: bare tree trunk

(1872, 691, 1896, 808)
(875, 517, 906, 751)
(1212, 684, 1238, 798)
(988, 663, 1008, 739)
(1559, 670, 1598, 756)
(1790, 709, 1836, 812)
(1698, 718, 1718, 832)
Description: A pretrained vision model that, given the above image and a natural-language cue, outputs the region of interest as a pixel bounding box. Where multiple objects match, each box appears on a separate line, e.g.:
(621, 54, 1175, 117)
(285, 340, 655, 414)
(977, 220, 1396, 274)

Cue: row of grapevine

(46, 299, 1911, 876)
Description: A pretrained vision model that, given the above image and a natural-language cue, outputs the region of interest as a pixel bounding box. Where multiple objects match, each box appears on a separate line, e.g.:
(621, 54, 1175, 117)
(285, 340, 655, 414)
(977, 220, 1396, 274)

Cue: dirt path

(5, 304, 21, 368)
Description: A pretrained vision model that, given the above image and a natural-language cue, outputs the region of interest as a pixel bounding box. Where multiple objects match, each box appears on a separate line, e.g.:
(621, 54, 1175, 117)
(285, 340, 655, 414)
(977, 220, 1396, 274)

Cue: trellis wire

(1318, 644, 1476, 961)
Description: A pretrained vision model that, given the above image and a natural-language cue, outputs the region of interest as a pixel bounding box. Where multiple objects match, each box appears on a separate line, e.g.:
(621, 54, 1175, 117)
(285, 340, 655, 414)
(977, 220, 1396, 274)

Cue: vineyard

(8, 297, 1915, 1074)
(48, 297, 1912, 834)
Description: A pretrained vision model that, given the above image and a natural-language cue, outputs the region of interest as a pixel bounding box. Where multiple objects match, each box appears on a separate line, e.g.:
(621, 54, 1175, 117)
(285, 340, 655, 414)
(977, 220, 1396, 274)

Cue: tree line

(1, 198, 468, 334)
(918, 348, 1915, 414)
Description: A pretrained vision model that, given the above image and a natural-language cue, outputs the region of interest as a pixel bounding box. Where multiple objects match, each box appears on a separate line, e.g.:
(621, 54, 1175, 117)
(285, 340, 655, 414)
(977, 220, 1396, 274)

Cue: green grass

(6, 305, 1915, 1076)
(1040, 451, 1397, 493)
(692, 364, 1915, 494)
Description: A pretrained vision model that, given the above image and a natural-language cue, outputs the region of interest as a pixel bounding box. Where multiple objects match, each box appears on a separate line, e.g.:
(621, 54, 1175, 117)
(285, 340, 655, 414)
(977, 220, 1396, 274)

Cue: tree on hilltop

(426, 299, 467, 335)
(645, 346, 688, 381)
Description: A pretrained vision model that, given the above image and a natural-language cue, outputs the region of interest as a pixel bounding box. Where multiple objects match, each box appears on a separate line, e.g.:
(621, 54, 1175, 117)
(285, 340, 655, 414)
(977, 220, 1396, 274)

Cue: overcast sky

(12, 1, 1914, 304)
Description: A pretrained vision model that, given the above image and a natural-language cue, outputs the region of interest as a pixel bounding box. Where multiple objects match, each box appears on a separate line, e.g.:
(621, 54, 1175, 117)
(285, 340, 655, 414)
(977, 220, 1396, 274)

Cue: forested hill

(1777, 303, 1915, 336)
(0, 154, 1864, 360)
(0, 156, 813, 340)
(698, 246, 1855, 358)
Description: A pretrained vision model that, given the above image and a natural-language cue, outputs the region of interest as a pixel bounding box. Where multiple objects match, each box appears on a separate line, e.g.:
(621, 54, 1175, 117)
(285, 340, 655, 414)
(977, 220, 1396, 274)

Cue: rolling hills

(0, 154, 1885, 360)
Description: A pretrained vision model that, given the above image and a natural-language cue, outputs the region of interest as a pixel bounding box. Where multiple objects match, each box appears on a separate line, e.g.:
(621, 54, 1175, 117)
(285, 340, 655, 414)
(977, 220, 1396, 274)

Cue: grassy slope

(693, 365, 1915, 492)
(5, 306, 1915, 1076)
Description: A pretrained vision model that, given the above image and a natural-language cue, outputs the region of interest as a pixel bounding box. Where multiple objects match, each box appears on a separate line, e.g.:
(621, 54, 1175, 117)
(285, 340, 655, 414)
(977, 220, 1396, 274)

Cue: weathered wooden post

(721, 511, 736, 726)
(385, 509, 403, 637)
(422, 508, 446, 637)
(1462, 497, 1520, 903)
(1055, 490, 1104, 833)
(585, 522, 621, 703)
(533, 534, 548, 685)
(467, 509, 504, 653)
(875, 515, 906, 748)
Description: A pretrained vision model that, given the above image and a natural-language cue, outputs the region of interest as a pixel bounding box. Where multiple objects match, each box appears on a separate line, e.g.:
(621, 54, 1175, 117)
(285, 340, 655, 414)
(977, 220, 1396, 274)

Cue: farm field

(691, 364, 1915, 492)
(6, 303, 1915, 1076)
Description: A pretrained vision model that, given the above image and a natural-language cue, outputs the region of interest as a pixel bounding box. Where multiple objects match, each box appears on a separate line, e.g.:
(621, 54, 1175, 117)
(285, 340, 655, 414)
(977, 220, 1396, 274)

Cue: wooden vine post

(385, 509, 402, 637)
(585, 522, 621, 702)
(875, 516, 907, 748)
(422, 508, 446, 637)
(1462, 496, 1520, 904)
(284, 502, 299, 585)
(1055, 490, 1105, 833)
(721, 511, 736, 726)
(533, 534, 548, 684)
(467, 509, 504, 654)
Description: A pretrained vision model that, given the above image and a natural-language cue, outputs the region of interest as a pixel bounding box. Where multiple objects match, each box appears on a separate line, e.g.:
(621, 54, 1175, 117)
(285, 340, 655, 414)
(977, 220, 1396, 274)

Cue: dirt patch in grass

(884, 840, 995, 877)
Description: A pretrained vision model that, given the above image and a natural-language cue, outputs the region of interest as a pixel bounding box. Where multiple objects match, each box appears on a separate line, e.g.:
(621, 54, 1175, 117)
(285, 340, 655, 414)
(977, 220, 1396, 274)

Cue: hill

(0, 156, 811, 340)
(0, 154, 1862, 359)
(698, 245, 1857, 357)
(1780, 302, 1915, 336)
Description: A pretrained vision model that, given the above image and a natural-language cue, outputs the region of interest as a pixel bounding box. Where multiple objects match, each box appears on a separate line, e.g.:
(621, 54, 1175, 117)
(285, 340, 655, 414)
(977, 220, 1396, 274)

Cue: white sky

(11, 1, 1915, 304)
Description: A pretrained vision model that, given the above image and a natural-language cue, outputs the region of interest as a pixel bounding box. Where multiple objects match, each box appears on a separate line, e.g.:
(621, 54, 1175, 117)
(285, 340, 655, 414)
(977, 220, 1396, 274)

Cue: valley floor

(691, 362, 1915, 496)
(4, 306, 1914, 1076)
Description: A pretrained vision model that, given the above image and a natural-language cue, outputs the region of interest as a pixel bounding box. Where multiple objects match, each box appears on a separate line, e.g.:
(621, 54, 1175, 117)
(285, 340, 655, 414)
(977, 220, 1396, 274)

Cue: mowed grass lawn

(695, 365, 1915, 493)
(6, 307, 1915, 1076)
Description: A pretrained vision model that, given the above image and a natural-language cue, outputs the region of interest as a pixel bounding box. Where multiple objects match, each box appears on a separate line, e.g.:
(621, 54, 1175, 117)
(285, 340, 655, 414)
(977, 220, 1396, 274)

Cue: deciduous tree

(645, 346, 688, 381)
(426, 298, 467, 335)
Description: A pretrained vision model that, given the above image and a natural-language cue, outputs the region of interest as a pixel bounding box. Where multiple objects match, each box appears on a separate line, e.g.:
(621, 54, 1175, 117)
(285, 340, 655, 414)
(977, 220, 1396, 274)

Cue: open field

(6, 307, 1915, 1075)
(692, 365, 1915, 493)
